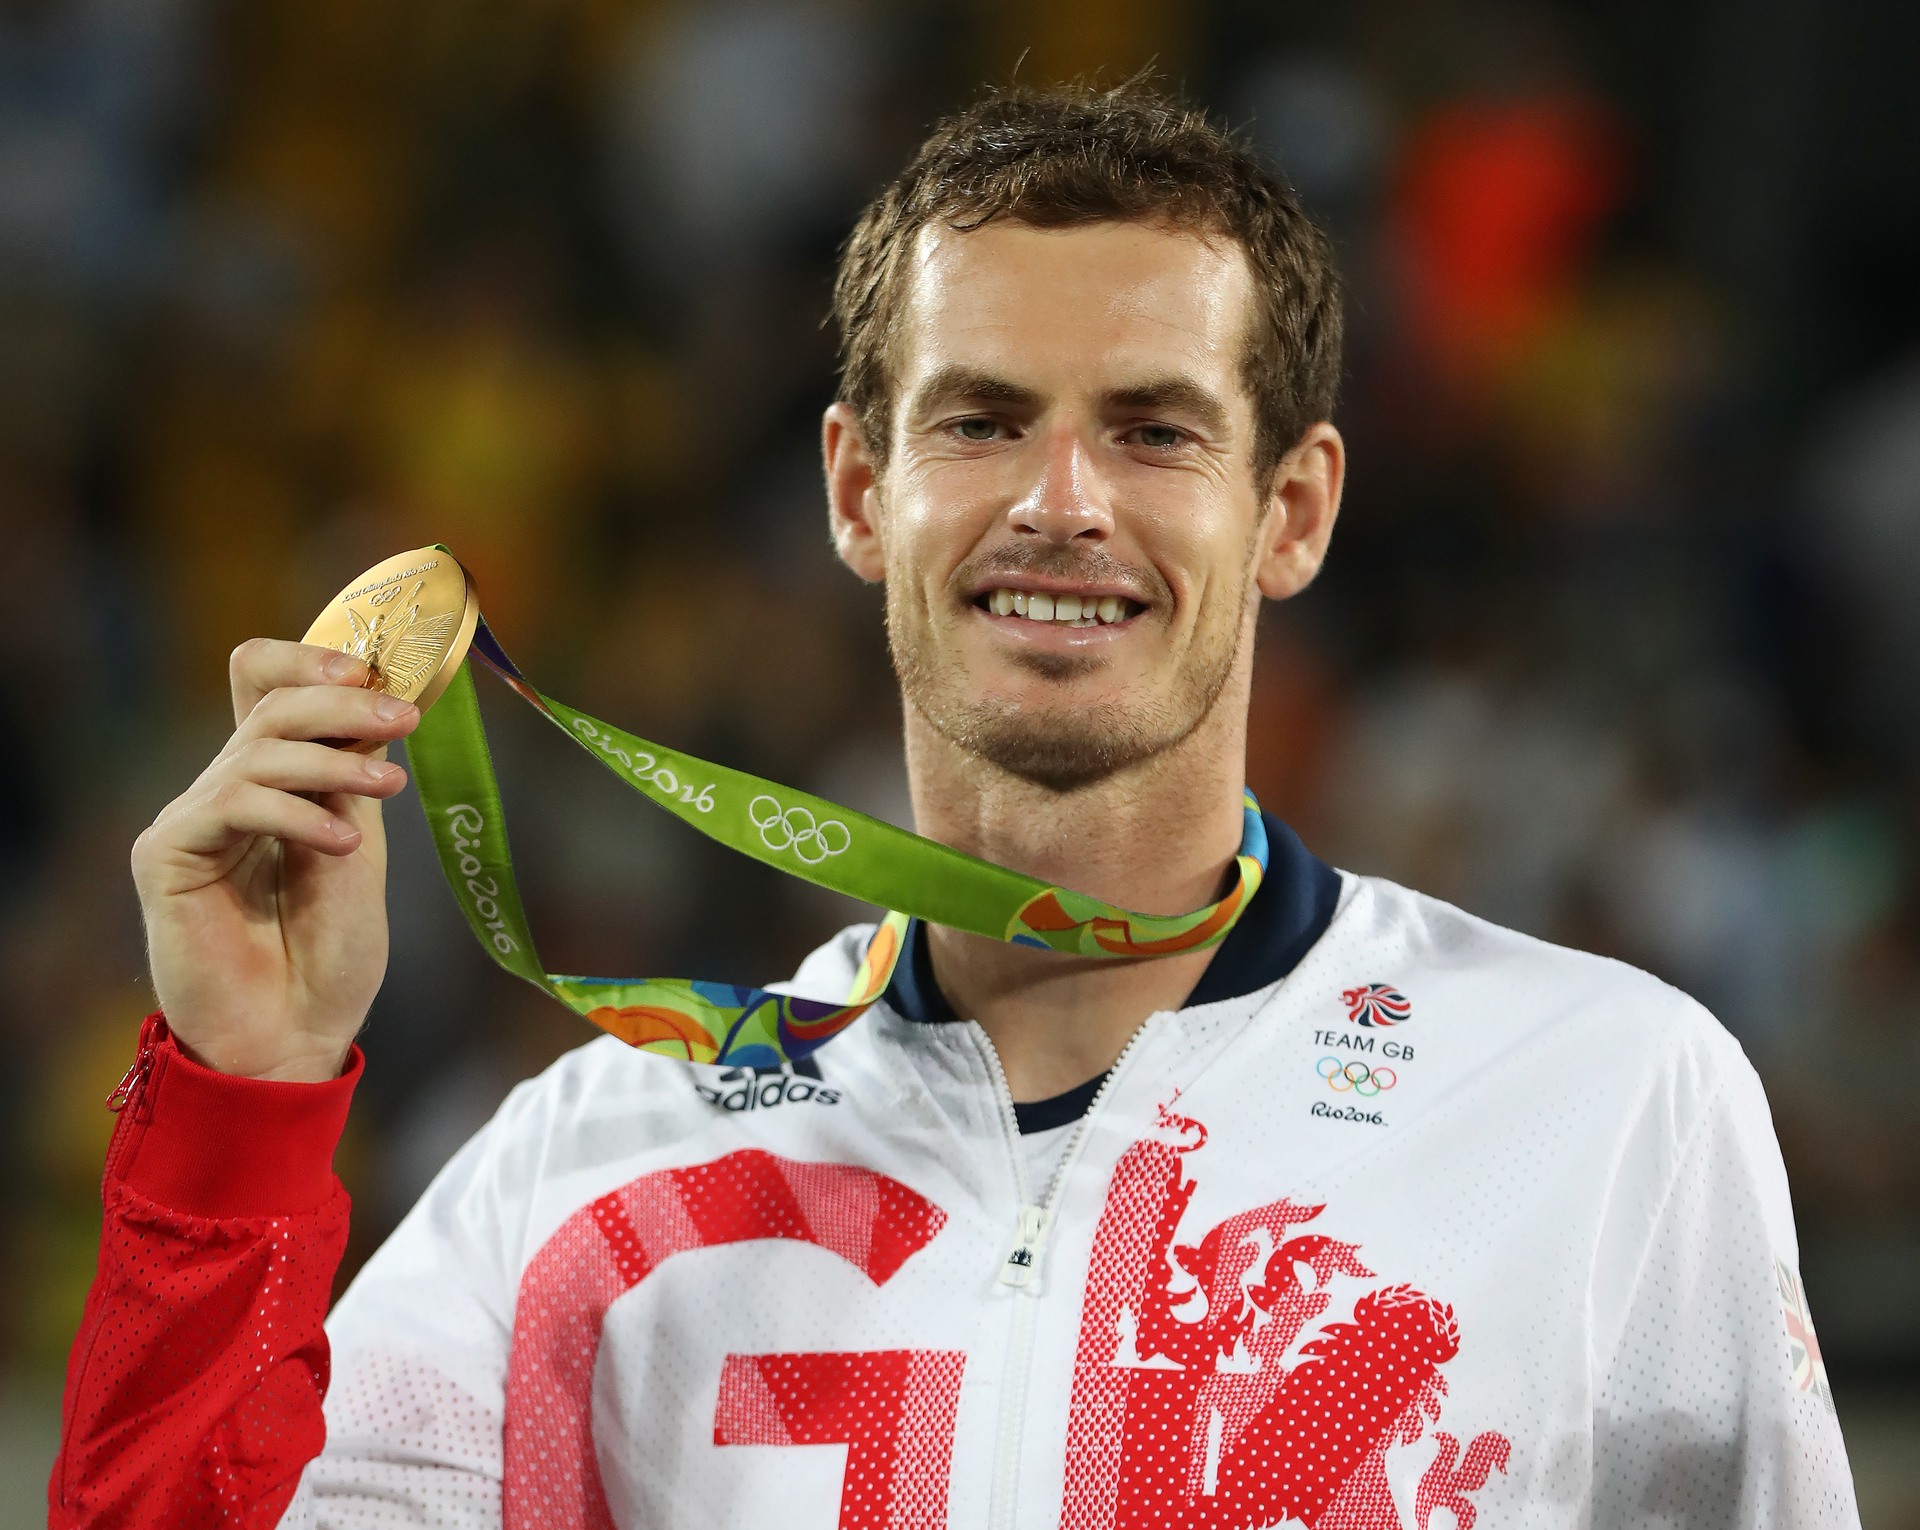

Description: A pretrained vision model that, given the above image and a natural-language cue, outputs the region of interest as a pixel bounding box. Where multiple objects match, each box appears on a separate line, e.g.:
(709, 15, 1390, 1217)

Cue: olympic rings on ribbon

(1316, 1055, 1397, 1096)
(749, 795, 852, 865)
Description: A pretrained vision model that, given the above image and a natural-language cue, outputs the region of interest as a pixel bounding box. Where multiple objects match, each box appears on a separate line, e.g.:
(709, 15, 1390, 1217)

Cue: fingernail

(328, 817, 359, 841)
(324, 653, 362, 681)
(374, 695, 415, 721)
(366, 759, 403, 783)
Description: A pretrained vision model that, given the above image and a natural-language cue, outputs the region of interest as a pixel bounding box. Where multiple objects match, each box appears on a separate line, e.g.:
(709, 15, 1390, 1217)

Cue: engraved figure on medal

(334, 581, 459, 700)
(302, 548, 480, 729)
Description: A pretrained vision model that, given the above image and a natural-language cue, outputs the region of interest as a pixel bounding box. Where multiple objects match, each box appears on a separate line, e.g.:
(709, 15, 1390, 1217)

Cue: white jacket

(290, 861, 1859, 1529)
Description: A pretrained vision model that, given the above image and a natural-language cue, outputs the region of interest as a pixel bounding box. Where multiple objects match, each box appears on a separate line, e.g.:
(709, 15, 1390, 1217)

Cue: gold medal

(302, 548, 479, 732)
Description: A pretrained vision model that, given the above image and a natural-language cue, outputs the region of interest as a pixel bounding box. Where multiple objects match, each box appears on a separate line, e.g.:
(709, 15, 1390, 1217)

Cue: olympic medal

(302, 548, 479, 745)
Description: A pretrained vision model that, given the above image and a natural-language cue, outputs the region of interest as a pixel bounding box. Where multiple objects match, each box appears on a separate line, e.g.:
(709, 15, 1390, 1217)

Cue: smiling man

(55, 85, 1857, 1529)
(824, 205, 1344, 1110)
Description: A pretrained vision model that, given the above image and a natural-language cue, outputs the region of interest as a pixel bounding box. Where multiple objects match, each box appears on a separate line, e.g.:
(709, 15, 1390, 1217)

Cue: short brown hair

(832, 81, 1343, 488)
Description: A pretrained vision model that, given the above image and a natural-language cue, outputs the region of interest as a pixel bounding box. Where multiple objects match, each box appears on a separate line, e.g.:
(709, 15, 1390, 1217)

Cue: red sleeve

(49, 1014, 362, 1529)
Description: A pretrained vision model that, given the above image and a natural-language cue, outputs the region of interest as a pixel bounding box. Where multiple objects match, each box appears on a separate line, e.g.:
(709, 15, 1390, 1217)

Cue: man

(55, 85, 1857, 1528)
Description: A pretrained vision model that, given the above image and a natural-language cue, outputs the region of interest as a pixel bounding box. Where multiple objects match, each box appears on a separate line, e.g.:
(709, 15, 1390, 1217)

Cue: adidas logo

(695, 1063, 842, 1113)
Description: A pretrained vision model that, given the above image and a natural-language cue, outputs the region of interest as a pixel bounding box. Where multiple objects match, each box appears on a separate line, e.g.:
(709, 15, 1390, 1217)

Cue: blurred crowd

(2, 0, 1917, 1514)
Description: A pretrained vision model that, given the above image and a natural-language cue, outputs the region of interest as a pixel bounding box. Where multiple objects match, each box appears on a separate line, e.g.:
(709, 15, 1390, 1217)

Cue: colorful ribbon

(404, 613, 1268, 1067)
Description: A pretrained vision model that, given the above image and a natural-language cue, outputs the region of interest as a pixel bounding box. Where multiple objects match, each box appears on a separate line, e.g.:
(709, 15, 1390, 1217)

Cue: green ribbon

(403, 606, 1268, 1068)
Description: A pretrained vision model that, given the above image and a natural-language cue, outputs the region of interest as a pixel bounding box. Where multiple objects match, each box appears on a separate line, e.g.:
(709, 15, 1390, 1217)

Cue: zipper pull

(999, 1204, 1050, 1289)
(106, 1048, 152, 1116)
(107, 1017, 164, 1117)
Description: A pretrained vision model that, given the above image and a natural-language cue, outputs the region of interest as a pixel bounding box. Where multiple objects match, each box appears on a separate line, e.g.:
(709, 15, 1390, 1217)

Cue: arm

(50, 1016, 359, 1528)
(49, 638, 420, 1521)
(1591, 1034, 1859, 1528)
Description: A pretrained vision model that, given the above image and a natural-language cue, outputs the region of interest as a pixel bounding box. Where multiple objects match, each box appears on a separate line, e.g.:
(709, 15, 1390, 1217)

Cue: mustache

(953, 543, 1167, 605)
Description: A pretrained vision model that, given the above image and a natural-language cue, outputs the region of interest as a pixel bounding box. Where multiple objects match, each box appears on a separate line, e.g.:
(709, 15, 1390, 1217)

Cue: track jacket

(52, 818, 1860, 1528)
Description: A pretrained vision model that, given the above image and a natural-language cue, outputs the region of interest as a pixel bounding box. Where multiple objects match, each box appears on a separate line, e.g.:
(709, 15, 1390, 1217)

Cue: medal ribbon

(404, 615, 1268, 1068)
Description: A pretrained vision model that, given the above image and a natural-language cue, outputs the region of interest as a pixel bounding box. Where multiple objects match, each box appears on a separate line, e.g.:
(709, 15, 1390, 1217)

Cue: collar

(883, 810, 1340, 1026)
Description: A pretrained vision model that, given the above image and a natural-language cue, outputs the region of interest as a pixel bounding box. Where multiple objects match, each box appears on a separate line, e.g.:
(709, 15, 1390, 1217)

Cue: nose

(1006, 421, 1113, 544)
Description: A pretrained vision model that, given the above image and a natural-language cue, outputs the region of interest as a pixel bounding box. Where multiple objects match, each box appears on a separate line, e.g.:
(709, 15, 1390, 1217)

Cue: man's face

(865, 220, 1275, 792)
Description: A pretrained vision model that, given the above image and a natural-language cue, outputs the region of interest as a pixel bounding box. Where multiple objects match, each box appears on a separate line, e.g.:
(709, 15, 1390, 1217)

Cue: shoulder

(1328, 870, 1762, 1119)
(338, 923, 893, 1315)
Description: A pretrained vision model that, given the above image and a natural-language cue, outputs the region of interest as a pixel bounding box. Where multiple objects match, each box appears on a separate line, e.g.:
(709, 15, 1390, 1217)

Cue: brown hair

(832, 80, 1344, 488)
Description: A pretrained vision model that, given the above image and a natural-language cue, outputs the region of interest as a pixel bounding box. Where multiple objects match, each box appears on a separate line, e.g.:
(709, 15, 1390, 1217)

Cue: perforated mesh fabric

(1589, 1065, 1856, 1528)
(52, 1180, 348, 1527)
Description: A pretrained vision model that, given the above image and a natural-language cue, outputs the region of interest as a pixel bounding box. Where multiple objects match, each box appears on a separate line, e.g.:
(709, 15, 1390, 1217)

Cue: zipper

(999, 1204, 1050, 1289)
(103, 1015, 165, 1182)
(107, 1013, 166, 1116)
(106, 1048, 153, 1115)
(982, 1019, 1158, 1290)
(974, 1015, 1161, 1530)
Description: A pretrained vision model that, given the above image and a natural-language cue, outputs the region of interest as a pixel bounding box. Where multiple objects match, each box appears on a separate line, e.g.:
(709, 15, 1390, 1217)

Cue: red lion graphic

(1062, 1107, 1509, 1529)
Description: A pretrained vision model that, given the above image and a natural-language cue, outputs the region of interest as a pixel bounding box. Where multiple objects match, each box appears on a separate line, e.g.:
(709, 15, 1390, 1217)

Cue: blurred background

(2, 0, 1917, 1518)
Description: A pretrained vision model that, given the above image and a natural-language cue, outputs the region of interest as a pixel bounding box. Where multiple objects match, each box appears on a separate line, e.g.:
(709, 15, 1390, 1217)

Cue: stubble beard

(887, 558, 1251, 795)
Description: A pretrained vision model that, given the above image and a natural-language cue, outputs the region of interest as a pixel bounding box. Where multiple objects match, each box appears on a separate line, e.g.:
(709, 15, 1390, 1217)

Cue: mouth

(972, 586, 1145, 629)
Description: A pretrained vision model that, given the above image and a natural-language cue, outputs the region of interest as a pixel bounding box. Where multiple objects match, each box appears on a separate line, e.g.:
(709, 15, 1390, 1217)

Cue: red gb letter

(714, 1349, 967, 1530)
(506, 1151, 948, 1529)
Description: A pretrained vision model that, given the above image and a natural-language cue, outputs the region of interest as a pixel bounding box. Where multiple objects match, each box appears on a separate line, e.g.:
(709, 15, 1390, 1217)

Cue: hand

(131, 641, 423, 1080)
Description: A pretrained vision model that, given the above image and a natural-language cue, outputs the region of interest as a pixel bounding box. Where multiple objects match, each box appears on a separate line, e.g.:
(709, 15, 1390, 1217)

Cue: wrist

(113, 1015, 363, 1217)
(191, 1044, 356, 1084)
(168, 1022, 359, 1083)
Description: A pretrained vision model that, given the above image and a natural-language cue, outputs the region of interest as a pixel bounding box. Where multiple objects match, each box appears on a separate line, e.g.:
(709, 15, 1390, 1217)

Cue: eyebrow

(905, 365, 1043, 421)
(1103, 377, 1231, 438)
(904, 364, 1232, 440)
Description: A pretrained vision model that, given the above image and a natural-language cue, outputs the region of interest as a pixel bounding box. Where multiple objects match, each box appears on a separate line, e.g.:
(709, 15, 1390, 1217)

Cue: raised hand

(131, 640, 422, 1080)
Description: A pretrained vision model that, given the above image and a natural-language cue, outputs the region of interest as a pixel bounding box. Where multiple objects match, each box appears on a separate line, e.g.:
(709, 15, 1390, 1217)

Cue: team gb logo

(1343, 983, 1412, 1028)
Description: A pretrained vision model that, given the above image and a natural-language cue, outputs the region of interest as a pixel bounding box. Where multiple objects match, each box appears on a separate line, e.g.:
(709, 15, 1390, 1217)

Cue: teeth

(983, 588, 1139, 626)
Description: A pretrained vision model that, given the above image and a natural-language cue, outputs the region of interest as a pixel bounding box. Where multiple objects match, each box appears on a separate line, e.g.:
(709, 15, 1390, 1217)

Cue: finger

(315, 786, 389, 844)
(214, 737, 410, 800)
(231, 638, 371, 727)
(227, 684, 419, 754)
(164, 778, 365, 861)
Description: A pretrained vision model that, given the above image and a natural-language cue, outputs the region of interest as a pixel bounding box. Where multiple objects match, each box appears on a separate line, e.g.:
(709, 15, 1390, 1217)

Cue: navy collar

(883, 810, 1340, 1029)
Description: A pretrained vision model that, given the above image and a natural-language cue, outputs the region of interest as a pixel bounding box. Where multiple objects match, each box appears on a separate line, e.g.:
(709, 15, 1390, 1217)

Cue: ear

(1254, 422, 1345, 601)
(824, 401, 887, 582)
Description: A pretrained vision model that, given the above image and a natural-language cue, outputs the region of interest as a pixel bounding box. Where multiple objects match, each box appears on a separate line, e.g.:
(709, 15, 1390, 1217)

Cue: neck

(903, 670, 1252, 1104)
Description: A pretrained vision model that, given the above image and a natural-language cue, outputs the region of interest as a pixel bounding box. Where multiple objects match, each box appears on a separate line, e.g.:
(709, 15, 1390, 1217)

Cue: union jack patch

(1776, 1257, 1833, 1412)
(1342, 983, 1412, 1028)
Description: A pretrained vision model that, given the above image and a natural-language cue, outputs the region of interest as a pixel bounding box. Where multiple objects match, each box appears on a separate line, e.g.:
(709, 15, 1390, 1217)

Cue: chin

(942, 693, 1184, 794)
(968, 730, 1140, 793)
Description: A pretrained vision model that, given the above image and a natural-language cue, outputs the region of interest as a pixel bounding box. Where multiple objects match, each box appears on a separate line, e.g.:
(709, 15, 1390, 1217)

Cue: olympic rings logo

(749, 795, 851, 864)
(1318, 1056, 1397, 1096)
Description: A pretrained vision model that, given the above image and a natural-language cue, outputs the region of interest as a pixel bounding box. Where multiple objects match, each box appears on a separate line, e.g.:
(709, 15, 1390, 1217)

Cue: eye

(1129, 423, 1184, 450)
(954, 417, 1000, 442)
